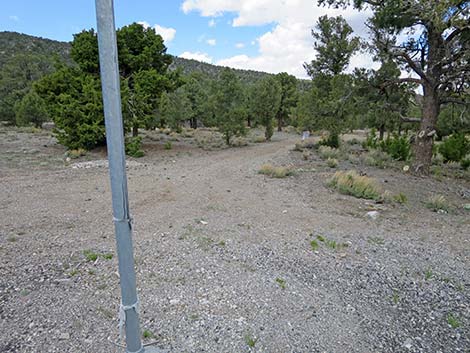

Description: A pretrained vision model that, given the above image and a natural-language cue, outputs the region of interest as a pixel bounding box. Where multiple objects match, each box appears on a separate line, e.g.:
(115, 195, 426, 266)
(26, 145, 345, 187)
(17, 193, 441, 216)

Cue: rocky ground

(0, 127, 469, 352)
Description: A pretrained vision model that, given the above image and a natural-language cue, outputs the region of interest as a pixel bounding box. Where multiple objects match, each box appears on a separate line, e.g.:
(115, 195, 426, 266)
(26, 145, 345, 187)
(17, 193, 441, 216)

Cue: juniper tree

(319, 0, 470, 173)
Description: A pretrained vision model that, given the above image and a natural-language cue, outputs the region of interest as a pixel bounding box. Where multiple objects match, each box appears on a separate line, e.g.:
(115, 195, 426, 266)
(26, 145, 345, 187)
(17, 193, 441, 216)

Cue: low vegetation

(258, 164, 293, 178)
(328, 170, 382, 201)
(425, 195, 452, 213)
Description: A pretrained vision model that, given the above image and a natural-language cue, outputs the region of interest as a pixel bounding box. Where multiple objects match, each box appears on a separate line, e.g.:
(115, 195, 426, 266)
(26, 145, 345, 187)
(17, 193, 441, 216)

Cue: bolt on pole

(95, 0, 144, 352)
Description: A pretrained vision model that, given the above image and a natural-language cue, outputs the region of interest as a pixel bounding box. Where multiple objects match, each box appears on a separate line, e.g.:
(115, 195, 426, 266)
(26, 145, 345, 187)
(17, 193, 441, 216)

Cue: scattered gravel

(0, 130, 469, 352)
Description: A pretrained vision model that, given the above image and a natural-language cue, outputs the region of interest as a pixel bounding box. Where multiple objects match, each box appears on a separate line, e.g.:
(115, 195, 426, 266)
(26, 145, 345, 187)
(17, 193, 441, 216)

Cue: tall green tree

(274, 72, 298, 131)
(354, 61, 413, 139)
(213, 68, 246, 145)
(34, 65, 105, 149)
(183, 72, 209, 129)
(157, 88, 192, 131)
(319, 0, 470, 173)
(71, 23, 174, 136)
(15, 91, 49, 128)
(304, 15, 360, 77)
(252, 76, 282, 140)
(302, 15, 360, 141)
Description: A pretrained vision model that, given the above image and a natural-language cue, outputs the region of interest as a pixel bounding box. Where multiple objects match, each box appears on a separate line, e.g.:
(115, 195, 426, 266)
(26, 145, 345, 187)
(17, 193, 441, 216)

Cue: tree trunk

(132, 125, 139, 137)
(277, 116, 282, 132)
(412, 82, 439, 174)
(247, 116, 251, 128)
(411, 28, 443, 175)
(190, 117, 197, 129)
(379, 125, 385, 140)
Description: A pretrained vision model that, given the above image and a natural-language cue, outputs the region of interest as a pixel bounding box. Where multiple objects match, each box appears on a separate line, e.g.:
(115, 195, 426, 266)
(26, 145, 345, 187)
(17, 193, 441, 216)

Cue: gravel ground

(0, 128, 469, 352)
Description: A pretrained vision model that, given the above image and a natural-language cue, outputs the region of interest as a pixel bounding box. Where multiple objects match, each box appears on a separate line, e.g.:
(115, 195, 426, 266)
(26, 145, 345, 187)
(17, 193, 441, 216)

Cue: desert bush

(328, 170, 382, 200)
(461, 155, 470, 170)
(125, 136, 144, 157)
(432, 152, 444, 165)
(393, 193, 408, 204)
(302, 150, 310, 160)
(319, 146, 340, 160)
(258, 164, 292, 178)
(364, 149, 391, 168)
(364, 130, 411, 161)
(15, 91, 49, 128)
(347, 153, 361, 164)
(181, 129, 195, 138)
(425, 195, 451, 213)
(67, 148, 87, 159)
(253, 136, 266, 143)
(232, 137, 248, 147)
(438, 133, 469, 162)
(364, 128, 378, 149)
(326, 158, 338, 168)
(379, 135, 411, 161)
(319, 132, 340, 148)
(294, 140, 316, 151)
(164, 141, 173, 150)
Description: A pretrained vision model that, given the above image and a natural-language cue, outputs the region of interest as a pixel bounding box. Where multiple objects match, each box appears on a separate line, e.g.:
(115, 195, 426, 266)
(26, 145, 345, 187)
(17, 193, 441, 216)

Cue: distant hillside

(0, 31, 71, 66)
(0, 31, 310, 90)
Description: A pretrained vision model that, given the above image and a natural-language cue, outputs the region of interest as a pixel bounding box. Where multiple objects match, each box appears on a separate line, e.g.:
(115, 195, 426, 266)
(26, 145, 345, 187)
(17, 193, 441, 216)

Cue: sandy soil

(0, 128, 469, 352)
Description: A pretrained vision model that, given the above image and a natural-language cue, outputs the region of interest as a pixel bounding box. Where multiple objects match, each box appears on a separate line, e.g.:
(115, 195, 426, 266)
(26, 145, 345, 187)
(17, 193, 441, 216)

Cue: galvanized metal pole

(95, 1, 143, 352)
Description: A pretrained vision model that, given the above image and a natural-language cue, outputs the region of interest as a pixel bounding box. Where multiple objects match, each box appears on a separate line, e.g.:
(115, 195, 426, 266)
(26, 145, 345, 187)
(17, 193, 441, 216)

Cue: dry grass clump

(326, 158, 338, 168)
(67, 148, 87, 159)
(258, 164, 293, 178)
(319, 146, 340, 160)
(425, 195, 451, 213)
(328, 170, 382, 200)
(253, 136, 266, 143)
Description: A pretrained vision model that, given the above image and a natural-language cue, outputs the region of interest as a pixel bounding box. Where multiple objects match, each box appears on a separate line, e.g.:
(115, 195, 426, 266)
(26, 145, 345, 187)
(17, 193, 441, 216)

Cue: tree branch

(399, 113, 421, 123)
(380, 78, 423, 88)
(392, 50, 430, 82)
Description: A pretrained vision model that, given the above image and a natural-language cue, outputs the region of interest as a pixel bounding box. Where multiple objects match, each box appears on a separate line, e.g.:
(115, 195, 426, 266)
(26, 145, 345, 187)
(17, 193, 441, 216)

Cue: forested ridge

(1, 0, 469, 176)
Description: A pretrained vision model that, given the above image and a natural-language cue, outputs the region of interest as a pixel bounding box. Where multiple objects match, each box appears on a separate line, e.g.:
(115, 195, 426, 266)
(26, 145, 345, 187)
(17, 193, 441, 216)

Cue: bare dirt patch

(1, 127, 469, 352)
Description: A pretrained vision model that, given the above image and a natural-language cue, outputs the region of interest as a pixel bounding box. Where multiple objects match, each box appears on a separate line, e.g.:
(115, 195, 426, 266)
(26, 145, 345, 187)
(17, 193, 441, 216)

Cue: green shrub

(15, 91, 49, 128)
(319, 132, 340, 148)
(364, 128, 378, 149)
(328, 170, 382, 200)
(438, 133, 469, 162)
(393, 193, 408, 204)
(164, 141, 173, 150)
(379, 135, 411, 161)
(125, 136, 144, 157)
(461, 156, 470, 170)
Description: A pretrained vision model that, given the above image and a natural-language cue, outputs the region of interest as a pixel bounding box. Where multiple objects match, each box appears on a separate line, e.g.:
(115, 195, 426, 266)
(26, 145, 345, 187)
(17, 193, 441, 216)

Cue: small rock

(59, 332, 70, 340)
(199, 220, 208, 225)
(366, 211, 380, 220)
(403, 338, 412, 349)
(169, 298, 180, 305)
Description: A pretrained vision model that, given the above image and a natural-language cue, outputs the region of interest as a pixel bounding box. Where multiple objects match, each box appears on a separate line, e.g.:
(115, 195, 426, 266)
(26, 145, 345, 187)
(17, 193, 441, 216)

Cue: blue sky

(1, 1, 374, 78)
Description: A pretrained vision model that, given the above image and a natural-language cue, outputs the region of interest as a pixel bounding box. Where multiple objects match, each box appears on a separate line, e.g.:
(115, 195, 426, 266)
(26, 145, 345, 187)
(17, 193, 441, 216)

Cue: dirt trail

(0, 131, 469, 352)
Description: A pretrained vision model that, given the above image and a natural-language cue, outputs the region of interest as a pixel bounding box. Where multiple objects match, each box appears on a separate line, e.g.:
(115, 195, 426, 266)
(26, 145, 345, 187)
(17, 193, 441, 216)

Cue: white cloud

(9, 15, 19, 21)
(182, 0, 373, 78)
(206, 38, 217, 46)
(208, 19, 216, 27)
(235, 42, 245, 49)
(180, 51, 213, 63)
(138, 21, 176, 43)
